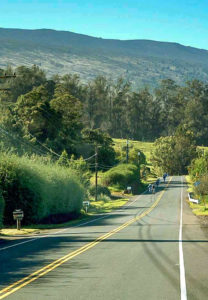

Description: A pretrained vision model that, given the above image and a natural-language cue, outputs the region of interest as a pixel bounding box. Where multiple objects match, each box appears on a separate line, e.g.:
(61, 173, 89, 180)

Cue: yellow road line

(0, 177, 172, 299)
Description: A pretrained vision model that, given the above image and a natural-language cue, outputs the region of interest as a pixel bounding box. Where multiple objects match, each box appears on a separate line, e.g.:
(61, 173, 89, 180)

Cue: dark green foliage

(0, 190, 4, 228)
(102, 164, 139, 189)
(1, 64, 208, 163)
(1, 65, 46, 103)
(89, 185, 111, 198)
(0, 153, 85, 225)
(82, 128, 116, 169)
(0, 154, 41, 224)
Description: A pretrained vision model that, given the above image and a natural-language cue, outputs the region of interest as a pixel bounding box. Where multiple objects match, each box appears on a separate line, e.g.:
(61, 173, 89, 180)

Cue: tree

(110, 78, 131, 138)
(57, 150, 69, 167)
(1, 65, 46, 103)
(152, 126, 197, 175)
(182, 80, 208, 145)
(127, 88, 156, 140)
(84, 76, 110, 130)
(50, 89, 83, 154)
(82, 128, 116, 169)
(14, 84, 59, 142)
(154, 79, 183, 136)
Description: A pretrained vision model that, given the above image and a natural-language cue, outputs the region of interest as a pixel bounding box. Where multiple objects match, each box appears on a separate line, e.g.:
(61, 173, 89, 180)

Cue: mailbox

(13, 209, 24, 230)
(83, 201, 90, 213)
(13, 209, 24, 220)
(127, 186, 132, 194)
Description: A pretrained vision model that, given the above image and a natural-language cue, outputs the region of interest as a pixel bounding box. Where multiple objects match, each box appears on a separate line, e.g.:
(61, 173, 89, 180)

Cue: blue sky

(0, 0, 208, 49)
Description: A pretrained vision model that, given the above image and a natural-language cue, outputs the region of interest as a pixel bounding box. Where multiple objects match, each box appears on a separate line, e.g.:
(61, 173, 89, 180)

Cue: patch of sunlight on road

(0, 228, 40, 236)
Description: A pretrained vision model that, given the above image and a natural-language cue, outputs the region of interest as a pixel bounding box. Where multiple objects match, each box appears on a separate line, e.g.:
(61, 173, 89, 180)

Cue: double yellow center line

(0, 177, 172, 299)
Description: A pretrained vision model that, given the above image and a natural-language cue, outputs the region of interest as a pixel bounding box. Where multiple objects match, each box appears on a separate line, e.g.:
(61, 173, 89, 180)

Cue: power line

(83, 153, 96, 161)
(0, 126, 47, 156)
(0, 74, 16, 79)
(27, 131, 60, 158)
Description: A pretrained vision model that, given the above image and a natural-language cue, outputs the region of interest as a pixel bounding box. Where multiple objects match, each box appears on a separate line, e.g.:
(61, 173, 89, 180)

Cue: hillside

(0, 28, 208, 88)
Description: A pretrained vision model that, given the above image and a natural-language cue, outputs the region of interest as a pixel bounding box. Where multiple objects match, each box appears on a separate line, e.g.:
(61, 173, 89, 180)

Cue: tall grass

(0, 153, 85, 225)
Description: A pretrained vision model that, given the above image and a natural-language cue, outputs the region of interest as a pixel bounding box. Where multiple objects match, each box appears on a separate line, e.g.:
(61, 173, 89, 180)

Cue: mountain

(0, 28, 208, 88)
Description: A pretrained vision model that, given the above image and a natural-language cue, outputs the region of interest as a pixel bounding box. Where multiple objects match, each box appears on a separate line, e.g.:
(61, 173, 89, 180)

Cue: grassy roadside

(88, 198, 129, 214)
(1, 139, 155, 237)
(0, 197, 130, 236)
(186, 175, 208, 216)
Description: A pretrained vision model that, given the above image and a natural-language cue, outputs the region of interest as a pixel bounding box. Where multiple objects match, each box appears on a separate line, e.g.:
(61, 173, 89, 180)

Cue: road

(0, 176, 207, 300)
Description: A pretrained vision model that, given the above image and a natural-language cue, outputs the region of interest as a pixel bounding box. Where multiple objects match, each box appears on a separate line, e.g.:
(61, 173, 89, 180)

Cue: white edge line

(0, 189, 148, 252)
(179, 176, 187, 300)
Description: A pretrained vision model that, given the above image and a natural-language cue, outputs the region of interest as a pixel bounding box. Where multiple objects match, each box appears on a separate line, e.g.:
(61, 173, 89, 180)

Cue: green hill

(0, 28, 208, 88)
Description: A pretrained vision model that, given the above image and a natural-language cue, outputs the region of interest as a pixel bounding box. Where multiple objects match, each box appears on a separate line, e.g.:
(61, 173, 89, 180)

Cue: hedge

(0, 153, 85, 225)
(102, 164, 139, 188)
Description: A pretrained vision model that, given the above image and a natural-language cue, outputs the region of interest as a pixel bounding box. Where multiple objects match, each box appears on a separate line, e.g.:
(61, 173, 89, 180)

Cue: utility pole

(126, 139, 129, 164)
(0, 74, 16, 79)
(0, 73, 16, 91)
(95, 145, 98, 201)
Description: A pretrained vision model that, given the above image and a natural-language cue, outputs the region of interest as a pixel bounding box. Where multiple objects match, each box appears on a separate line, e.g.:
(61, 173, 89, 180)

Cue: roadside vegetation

(1, 64, 208, 230)
(0, 153, 86, 226)
(187, 150, 208, 216)
(186, 176, 208, 216)
(101, 164, 141, 192)
(0, 137, 152, 234)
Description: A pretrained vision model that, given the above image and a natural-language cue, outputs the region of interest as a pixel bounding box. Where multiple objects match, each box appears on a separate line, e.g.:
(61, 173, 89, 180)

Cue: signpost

(13, 209, 24, 230)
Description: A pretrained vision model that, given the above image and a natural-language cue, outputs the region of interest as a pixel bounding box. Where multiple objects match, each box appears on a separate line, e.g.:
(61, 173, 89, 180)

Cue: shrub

(102, 164, 139, 189)
(97, 194, 111, 202)
(188, 153, 208, 180)
(0, 153, 85, 225)
(89, 185, 111, 197)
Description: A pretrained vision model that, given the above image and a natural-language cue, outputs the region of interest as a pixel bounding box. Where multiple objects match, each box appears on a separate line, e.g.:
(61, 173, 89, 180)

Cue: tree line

(0, 65, 208, 161)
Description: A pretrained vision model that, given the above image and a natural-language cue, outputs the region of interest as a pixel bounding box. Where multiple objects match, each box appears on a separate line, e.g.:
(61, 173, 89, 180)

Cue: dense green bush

(89, 185, 111, 197)
(188, 152, 208, 206)
(188, 153, 208, 180)
(0, 153, 85, 225)
(102, 164, 139, 188)
(0, 190, 4, 228)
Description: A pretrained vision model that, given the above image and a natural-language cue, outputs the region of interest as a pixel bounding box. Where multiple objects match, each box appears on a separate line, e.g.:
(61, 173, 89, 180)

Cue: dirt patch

(197, 216, 208, 227)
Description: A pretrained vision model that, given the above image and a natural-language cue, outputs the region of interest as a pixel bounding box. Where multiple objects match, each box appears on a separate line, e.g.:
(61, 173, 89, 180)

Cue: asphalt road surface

(0, 176, 207, 300)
